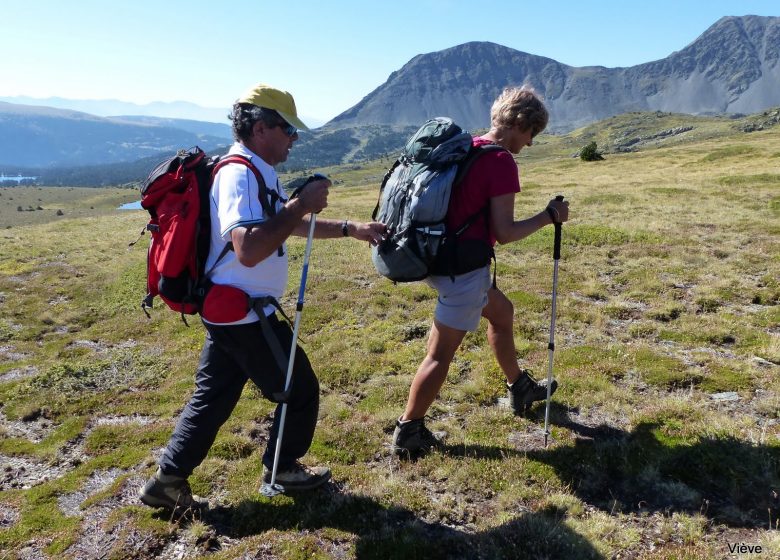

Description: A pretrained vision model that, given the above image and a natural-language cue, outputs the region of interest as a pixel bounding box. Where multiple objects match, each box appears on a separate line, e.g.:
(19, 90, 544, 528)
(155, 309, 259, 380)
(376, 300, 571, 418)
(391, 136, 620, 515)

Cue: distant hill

(1, 154, 174, 188)
(0, 95, 327, 128)
(327, 15, 780, 132)
(0, 124, 419, 186)
(108, 116, 233, 140)
(8, 107, 778, 187)
(0, 102, 229, 167)
(277, 125, 417, 173)
(0, 96, 231, 124)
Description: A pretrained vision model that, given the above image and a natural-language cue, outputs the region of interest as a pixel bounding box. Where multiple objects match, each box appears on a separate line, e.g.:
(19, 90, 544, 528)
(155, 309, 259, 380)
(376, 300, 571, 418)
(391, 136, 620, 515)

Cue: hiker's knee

(424, 346, 457, 369)
(494, 302, 514, 331)
(484, 290, 514, 330)
(427, 320, 466, 359)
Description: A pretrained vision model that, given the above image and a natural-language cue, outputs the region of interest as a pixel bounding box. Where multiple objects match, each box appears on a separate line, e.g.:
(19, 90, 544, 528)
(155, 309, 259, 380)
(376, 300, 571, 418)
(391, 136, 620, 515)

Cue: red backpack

(136, 146, 274, 321)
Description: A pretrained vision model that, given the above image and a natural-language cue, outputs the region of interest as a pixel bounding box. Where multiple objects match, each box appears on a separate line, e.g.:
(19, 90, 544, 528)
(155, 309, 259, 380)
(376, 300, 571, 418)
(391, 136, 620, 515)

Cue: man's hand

(294, 177, 330, 215)
(351, 221, 387, 246)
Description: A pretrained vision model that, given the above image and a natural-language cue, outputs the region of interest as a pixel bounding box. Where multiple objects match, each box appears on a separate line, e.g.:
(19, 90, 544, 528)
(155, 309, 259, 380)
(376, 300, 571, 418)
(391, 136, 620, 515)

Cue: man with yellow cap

(140, 84, 386, 512)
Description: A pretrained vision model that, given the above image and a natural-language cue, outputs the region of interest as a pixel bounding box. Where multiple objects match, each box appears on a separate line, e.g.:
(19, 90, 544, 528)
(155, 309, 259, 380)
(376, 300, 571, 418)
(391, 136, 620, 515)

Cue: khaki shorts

(425, 266, 491, 332)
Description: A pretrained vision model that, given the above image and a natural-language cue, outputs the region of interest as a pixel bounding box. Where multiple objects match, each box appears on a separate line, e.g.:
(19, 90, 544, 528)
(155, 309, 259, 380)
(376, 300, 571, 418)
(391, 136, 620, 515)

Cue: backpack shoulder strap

(450, 143, 511, 233)
(212, 154, 284, 257)
(372, 158, 403, 220)
(453, 143, 508, 187)
(448, 143, 508, 287)
(212, 154, 277, 216)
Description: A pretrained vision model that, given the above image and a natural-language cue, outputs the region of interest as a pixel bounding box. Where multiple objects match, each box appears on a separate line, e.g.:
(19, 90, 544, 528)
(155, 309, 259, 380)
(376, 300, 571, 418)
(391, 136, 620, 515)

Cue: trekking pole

(260, 212, 317, 498)
(544, 195, 564, 448)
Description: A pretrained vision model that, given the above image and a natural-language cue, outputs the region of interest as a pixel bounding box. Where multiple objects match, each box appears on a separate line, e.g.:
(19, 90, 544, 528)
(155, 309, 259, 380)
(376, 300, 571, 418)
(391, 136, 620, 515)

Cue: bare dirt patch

(0, 501, 19, 529)
(0, 410, 55, 443)
(58, 467, 125, 516)
(63, 474, 167, 560)
(65, 338, 139, 354)
(0, 365, 39, 383)
(0, 414, 158, 492)
(0, 453, 78, 490)
(0, 344, 29, 362)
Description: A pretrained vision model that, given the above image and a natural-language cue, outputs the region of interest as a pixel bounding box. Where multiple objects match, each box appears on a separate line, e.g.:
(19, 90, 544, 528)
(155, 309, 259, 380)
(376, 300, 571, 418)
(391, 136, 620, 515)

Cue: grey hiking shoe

(508, 369, 558, 415)
(139, 468, 206, 511)
(262, 461, 331, 492)
(392, 417, 446, 457)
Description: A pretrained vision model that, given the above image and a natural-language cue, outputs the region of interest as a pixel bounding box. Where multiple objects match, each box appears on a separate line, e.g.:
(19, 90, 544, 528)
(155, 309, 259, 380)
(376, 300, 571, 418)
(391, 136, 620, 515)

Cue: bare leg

(481, 287, 522, 385)
(401, 319, 467, 421)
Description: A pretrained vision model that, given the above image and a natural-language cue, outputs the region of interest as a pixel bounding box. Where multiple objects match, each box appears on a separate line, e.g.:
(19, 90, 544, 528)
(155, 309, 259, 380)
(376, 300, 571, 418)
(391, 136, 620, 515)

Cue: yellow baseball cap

(237, 83, 310, 132)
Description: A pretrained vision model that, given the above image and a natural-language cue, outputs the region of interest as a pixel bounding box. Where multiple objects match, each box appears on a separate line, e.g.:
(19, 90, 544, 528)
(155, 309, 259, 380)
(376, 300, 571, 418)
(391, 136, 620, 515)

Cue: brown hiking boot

(508, 369, 558, 415)
(139, 468, 206, 512)
(262, 461, 331, 492)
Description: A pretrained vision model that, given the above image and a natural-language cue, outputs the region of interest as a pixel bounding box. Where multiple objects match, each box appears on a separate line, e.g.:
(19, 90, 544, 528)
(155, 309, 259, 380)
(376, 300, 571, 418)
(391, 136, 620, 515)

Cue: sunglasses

(276, 120, 298, 137)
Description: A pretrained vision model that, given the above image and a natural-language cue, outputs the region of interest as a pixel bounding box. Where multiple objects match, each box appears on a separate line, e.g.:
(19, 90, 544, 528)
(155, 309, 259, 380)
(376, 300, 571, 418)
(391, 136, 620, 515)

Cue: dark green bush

(580, 141, 604, 161)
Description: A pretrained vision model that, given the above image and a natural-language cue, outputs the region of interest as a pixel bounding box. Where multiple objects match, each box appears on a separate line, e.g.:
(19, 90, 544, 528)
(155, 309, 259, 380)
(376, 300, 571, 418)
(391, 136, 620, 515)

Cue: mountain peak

(329, 41, 564, 130)
(327, 15, 780, 133)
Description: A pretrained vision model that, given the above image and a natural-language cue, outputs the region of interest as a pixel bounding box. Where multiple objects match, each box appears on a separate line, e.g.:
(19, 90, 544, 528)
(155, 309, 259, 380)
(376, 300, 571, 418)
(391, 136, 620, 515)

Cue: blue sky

(1, 1, 778, 124)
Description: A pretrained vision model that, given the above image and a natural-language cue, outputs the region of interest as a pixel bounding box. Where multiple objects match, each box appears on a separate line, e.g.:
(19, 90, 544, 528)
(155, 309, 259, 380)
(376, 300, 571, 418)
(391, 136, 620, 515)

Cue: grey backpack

(371, 117, 504, 282)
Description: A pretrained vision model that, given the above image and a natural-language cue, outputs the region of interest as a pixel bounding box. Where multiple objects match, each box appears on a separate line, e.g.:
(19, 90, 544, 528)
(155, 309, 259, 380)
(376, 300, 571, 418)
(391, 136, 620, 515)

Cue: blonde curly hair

(490, 86, 549, 135)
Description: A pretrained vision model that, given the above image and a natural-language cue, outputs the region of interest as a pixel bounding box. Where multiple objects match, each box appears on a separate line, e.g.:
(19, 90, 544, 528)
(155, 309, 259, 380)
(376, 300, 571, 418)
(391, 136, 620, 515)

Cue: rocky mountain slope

(328, 15, 780, 132)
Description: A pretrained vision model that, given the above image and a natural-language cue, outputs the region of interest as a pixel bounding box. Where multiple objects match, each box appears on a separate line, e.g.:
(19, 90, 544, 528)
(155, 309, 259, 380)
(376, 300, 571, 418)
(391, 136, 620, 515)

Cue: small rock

(752, 356, 776, 367)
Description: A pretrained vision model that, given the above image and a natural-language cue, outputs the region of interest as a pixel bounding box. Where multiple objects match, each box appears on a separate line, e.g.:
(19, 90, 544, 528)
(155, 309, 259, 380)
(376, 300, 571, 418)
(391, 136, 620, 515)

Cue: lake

(0, 175, 38, 184)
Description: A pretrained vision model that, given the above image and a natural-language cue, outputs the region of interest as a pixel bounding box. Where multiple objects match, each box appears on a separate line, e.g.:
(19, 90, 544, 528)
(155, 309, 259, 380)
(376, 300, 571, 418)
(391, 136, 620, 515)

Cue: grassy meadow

(0, 115, 778, 559)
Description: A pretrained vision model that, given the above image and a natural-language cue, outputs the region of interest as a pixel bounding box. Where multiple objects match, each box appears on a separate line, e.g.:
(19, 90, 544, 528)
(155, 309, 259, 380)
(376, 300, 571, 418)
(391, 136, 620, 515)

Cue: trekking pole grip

(553, 195, 563, 261)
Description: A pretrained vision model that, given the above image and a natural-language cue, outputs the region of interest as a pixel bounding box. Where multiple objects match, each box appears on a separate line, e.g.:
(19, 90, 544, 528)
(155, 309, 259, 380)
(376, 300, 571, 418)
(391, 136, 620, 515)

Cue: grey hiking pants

(158, 313, 319, 478)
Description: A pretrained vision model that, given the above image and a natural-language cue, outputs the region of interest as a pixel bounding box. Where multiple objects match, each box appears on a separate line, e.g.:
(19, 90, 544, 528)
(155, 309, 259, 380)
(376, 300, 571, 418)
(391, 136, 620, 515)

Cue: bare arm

(285, 177, 386, 244)
(292, 217, 386, 245)
(231, 180, 329, 266)
(490, 193, 569, 245)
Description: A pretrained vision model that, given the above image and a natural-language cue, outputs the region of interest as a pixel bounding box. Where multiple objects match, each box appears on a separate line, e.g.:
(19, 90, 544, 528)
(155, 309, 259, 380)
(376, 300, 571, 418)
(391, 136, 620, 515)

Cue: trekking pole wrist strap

(546, 206, 559, 224)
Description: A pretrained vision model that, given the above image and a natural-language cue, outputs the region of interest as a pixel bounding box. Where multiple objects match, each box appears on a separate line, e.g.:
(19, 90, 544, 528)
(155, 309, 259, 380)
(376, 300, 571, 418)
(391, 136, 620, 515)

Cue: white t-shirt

(205, 142, 288, 323)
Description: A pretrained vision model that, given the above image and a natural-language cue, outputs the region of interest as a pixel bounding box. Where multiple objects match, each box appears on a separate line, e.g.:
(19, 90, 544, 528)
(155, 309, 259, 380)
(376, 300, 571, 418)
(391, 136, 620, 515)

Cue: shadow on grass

(206, 490, 604, 560)
(513, 403, 780, 528)
(163, 403, 778, 557)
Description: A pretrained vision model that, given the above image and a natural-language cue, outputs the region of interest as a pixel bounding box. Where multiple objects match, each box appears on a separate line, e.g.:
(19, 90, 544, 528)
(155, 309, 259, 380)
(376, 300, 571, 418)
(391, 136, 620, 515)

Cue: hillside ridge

(328, 15, 780, 132)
